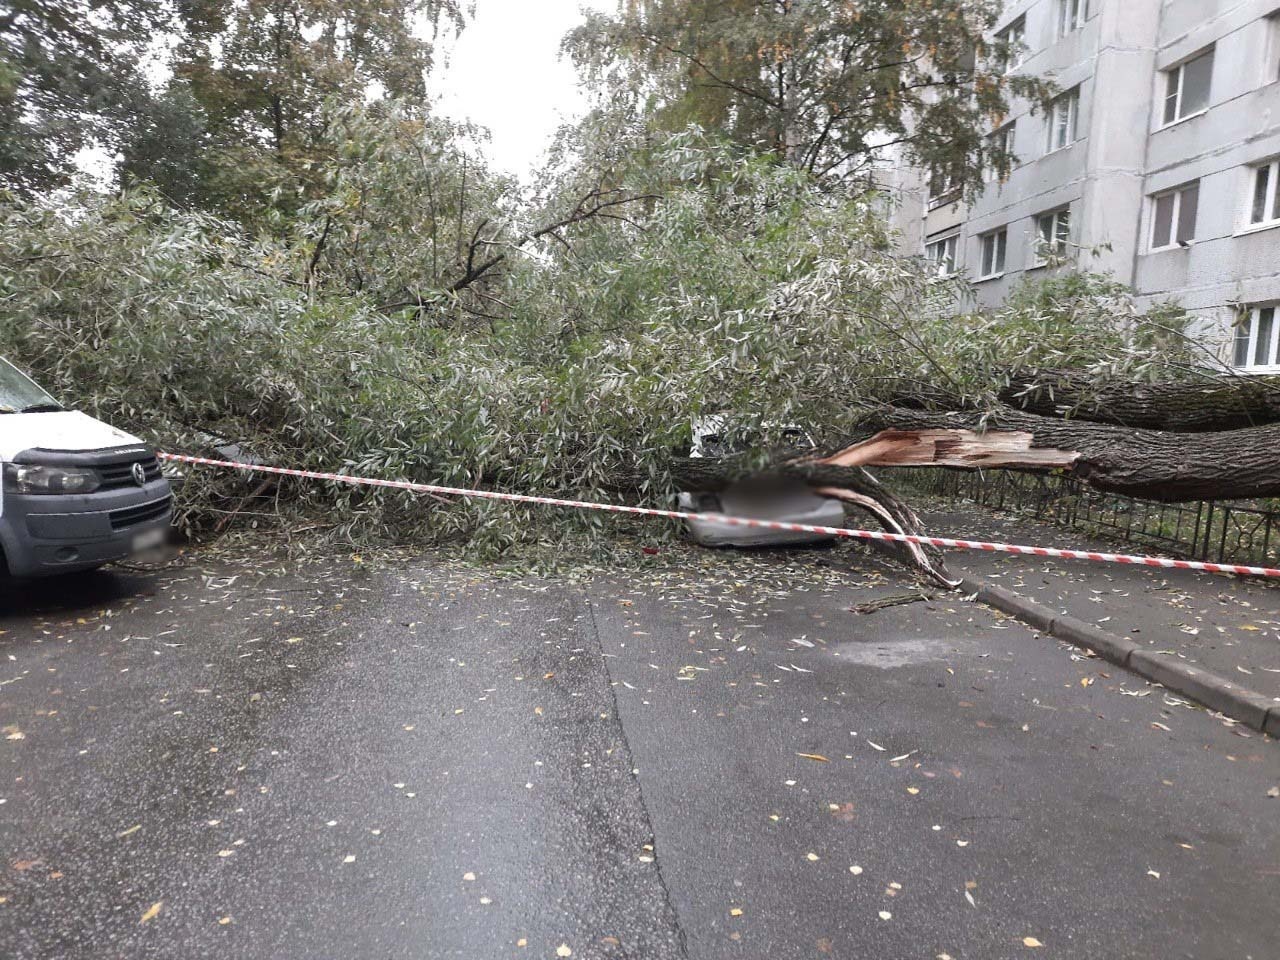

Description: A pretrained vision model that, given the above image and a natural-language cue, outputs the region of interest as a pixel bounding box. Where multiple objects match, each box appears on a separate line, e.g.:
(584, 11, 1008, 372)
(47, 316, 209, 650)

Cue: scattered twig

(852, 591, 938, 615)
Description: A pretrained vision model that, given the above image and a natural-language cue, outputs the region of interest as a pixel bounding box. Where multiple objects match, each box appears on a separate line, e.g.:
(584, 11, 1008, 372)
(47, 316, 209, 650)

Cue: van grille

(109, 496, 171, 530)
(97, 455, 162, 490)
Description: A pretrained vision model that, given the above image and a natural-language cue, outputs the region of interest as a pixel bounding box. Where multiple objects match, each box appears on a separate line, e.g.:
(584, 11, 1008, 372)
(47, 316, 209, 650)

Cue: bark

(669, 397, 1280, 585)
(813, 407, 1280, 502)
(999, 370, 1280, 432)
(669, 367, 1280, 584)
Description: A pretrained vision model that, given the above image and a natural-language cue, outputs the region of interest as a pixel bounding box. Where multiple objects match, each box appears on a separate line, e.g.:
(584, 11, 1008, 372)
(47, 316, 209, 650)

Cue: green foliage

(120, 0, 468, 220)
(565, 0, 1050, 192)
(0, 0, 170, 194)
(0, 118, 1189, 557)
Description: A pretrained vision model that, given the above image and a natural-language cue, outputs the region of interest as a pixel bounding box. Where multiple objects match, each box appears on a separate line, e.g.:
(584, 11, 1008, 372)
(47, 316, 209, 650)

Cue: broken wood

(815, 407, 1280, 502)
(852, 591, 938, 614)
(669, 372, 1280, 584)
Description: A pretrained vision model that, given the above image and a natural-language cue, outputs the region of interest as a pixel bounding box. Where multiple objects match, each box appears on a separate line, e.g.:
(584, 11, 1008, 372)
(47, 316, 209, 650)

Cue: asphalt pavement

(1, 544, 1277, 960)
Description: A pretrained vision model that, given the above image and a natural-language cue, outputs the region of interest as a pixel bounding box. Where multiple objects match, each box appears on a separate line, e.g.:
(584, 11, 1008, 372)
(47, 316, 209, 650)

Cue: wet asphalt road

(1, 547, 1277, 960)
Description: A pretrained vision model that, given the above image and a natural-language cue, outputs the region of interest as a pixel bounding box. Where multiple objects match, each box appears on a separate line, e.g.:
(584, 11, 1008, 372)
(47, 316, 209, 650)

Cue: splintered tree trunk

(668, 379, 1280, 585)
(811, 407, 1280, 502)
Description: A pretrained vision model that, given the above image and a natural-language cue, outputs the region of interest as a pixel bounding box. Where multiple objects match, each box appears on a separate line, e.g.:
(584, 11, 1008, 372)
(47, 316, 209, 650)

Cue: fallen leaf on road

(139, 902, 162, 924)
(1147, 870, 1160, 879)
(116, 825, 142, 838)
(556, 945, 572, 957)
(796, 753, 829, 763)
(906, 787, 920, 795)
(3, 726, 24, 741)
(1266, 786, 1279, 798)
(1080, 678, 1093, 687)
(867, 741, 885, 751)
(1152, 722, 1171, 732)
(516, 938, 527, 947)
(878, 911, 892, 920)
(1023, 937, 1043, 948)
(218, 916, 232, 925)
(806, 852, 820, 861)
(343, 855, 355, 863)
(463, 872, 476, 881)
(729, 907, 743, 917)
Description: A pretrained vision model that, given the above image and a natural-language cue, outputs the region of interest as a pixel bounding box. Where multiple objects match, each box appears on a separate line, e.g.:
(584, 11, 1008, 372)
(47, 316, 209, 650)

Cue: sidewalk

(918, 505, 1280, 704)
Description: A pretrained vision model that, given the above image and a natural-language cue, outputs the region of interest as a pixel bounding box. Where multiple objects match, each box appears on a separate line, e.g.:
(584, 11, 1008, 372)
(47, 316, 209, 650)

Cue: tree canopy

(565, 0, 1047, 191)
(0, 0, 170, 194)
(119, 0, 468, 219)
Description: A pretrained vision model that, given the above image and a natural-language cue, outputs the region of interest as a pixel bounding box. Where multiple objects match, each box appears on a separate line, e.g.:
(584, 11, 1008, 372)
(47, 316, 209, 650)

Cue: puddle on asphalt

(828, 637, 960, 668)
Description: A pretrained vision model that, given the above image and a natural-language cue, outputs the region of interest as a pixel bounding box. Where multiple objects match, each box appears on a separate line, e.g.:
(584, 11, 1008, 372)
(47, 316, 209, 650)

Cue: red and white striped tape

(157, 452, 1280, 579)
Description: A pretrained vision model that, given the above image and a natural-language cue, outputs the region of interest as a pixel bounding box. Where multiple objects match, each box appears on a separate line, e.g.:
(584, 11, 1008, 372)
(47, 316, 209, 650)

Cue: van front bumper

(0, 480, 172, 577)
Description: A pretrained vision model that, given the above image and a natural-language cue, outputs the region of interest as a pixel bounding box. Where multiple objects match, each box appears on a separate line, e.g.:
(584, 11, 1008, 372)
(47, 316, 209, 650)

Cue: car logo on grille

(131, 462, 148, 486)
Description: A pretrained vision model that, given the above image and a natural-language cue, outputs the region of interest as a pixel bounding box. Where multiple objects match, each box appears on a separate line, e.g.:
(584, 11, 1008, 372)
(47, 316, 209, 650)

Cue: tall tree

(566, 0, 1046, 191)
(0, 0, 170, 195)
(124, 0, 468, 218)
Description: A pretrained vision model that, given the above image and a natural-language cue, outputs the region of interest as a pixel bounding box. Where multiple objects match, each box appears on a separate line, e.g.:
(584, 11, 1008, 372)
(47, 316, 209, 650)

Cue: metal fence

(885, 468, 1280, 569)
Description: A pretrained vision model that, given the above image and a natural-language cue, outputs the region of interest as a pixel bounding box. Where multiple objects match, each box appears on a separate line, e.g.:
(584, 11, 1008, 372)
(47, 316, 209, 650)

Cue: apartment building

(892, 0, 1280, 372)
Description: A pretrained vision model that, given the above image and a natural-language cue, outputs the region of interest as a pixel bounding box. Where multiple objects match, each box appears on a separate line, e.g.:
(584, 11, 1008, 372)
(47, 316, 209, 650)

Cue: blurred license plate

(132, 528, 166, 551)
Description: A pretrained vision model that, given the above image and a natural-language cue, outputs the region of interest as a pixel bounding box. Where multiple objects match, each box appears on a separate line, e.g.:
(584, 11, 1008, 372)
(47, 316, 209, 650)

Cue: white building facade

(894, 0, 1280, 372)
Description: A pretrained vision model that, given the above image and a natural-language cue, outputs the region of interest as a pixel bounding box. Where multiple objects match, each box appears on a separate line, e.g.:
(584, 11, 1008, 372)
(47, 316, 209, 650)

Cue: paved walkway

(2, 548, 1277, 959)
(920, 506, 1280, 703)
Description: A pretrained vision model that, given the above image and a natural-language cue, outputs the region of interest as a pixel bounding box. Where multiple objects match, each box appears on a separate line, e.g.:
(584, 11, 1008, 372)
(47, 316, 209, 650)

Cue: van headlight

(2, 463, 101, 494)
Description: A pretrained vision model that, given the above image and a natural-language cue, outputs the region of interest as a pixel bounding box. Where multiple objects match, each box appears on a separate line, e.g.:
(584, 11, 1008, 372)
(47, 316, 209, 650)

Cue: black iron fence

(885, 468, 1280, 569)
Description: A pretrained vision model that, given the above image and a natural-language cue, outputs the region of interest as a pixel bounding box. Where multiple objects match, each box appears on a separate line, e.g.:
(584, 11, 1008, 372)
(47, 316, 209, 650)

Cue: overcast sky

(428, 0, 616, 179)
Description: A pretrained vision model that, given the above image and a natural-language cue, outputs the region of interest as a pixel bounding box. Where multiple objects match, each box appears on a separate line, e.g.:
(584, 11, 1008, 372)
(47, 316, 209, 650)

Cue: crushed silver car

(675, 418, 846, 547)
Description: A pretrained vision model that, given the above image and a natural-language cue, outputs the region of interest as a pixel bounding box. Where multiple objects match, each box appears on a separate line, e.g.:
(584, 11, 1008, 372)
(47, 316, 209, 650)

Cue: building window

(1046, 88, 1080, 152)
(1056, 0, 1088, 38)
(1233, 305, 1280, 370)
(979, 229, 1008, 278)
(986, 122, 1016, 181)
(927, 163, 963, 207)
(1150, 181, 1199, 249)
(1162, 48, 1214, 126)
(925, 233, 959, 276)
(1033, 208, 1071, 263)
(1248, 159, 1280, 227)
(996, 16, 1027, 73)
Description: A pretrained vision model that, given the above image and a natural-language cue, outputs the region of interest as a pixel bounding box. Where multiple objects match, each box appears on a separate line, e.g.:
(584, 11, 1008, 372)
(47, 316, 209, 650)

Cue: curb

(961, 577, 1280, 735)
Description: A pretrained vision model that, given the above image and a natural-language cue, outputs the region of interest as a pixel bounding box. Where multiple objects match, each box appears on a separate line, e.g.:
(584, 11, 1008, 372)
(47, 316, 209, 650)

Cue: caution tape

(157, 452, 1280, 579)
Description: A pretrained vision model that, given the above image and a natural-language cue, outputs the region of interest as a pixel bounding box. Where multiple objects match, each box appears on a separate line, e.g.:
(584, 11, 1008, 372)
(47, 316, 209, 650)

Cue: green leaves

(0, 127, 1190, 561)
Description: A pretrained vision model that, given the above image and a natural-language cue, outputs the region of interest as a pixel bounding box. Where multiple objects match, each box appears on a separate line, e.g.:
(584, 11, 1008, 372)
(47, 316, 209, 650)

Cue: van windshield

(0, 358, 61, 413)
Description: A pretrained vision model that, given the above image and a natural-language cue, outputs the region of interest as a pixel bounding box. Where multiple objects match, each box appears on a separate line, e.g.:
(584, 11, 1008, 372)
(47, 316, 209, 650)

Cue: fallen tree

(997, 369, 1280, 432)
(670, 373, 1280, 587)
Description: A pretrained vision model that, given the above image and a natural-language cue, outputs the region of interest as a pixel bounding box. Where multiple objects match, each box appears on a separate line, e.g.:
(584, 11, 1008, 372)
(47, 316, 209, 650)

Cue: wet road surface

(1, 548, 1277, 959)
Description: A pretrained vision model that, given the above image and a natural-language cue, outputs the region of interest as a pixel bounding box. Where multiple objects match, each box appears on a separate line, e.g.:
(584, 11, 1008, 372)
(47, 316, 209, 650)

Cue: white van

(0, 357, 171, 577)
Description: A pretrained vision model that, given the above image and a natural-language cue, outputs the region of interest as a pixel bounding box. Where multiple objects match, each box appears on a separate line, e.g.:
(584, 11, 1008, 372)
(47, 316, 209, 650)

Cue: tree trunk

(999, 370, 1280, 432)
(668, 368, 1280, 583)
(812, 407, 1280, 502)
